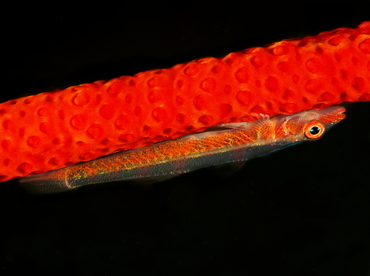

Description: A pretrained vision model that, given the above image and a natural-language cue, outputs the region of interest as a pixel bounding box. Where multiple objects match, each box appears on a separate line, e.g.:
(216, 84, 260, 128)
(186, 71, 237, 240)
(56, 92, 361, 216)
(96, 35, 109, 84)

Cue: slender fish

(20, 106, 345, 193)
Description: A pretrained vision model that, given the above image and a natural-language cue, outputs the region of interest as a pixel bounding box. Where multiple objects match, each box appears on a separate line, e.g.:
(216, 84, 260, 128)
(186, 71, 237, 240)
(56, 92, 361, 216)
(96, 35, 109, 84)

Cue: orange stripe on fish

(20, 106, 345, 193)
(0, 21, 368, 182)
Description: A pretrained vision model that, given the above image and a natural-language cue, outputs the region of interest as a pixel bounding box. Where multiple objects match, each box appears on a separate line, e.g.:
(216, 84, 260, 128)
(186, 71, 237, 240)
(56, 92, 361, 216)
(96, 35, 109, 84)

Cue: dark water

(1, 2, 370, 275)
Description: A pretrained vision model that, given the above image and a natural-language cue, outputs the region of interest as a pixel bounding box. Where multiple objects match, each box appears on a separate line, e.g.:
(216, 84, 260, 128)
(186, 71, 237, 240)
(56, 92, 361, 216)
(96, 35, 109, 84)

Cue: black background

(1, 1, 370, 275)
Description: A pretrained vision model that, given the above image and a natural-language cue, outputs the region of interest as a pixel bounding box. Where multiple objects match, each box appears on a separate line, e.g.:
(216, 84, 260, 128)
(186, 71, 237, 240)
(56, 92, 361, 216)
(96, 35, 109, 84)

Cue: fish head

(274, 106, 346, 141)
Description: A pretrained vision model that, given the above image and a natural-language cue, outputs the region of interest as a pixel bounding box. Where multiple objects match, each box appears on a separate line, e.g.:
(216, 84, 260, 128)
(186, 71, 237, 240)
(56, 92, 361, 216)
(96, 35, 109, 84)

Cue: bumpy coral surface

(1, 21, 370, 182)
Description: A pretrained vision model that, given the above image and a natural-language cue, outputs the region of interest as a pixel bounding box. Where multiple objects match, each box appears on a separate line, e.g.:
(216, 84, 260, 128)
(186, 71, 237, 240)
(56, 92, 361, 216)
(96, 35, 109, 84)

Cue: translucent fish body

(20, 106, 345, 193)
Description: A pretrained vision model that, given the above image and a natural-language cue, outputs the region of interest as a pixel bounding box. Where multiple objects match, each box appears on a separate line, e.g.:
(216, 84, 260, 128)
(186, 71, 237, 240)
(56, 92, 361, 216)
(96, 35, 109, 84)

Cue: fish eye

(310, 126, 321, 135)
(304, 120, 325, 139)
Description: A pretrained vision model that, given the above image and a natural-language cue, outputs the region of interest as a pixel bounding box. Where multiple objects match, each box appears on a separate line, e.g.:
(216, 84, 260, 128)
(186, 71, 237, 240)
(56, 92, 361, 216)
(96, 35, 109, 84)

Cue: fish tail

(19, 171, 73, 194)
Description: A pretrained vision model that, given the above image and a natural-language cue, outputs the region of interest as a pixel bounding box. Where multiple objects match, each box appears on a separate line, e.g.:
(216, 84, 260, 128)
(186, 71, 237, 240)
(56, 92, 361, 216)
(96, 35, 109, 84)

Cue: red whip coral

(1, 21, 370, 182)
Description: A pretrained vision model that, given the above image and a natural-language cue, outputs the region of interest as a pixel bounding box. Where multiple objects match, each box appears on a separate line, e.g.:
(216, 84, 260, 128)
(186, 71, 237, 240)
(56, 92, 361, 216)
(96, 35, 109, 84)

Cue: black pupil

(310, 126, 321, 135)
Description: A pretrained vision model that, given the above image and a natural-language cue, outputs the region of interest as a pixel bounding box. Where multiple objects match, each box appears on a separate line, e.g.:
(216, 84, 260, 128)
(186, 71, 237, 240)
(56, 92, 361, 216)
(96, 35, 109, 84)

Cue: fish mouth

(332, 106, 346, 120)
(321, 106, 346, 124)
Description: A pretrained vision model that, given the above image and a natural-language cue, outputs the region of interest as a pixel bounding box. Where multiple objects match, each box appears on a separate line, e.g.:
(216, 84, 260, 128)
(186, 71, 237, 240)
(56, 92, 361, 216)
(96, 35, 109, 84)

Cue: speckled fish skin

(0, 22, 369, 182)
(19, 106, 346, 193)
